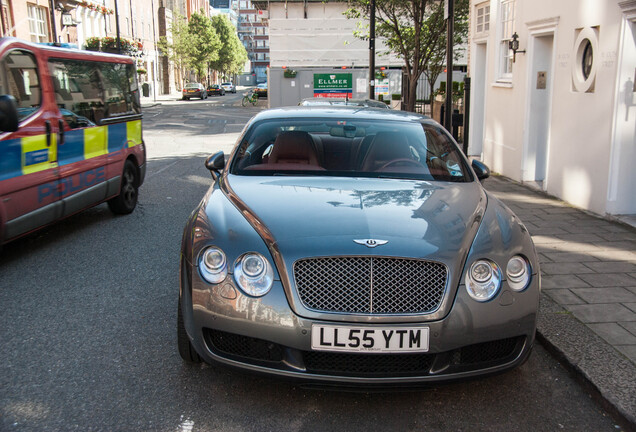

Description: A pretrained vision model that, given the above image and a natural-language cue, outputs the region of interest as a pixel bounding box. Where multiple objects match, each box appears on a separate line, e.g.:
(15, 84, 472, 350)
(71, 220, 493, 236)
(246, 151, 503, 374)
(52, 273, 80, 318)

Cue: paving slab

(564, 303, 636, 323)
(571, 287, 636, 303)
(587, 323, 636, 345)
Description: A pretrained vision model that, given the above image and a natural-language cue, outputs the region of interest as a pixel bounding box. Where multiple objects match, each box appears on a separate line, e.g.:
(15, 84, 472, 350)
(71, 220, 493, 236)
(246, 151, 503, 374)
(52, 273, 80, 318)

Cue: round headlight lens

(243, 254, 265, 278)
(234, 253, 274, 297)
(199, 247, 228, 284)
(465, 259, 501, 302)
(507, 255, 531, 291)
(471, 261, 493, 283)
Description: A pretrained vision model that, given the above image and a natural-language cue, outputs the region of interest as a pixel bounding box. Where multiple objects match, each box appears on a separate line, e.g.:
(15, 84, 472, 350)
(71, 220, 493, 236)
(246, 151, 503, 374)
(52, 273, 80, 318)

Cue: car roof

(300, 98, 389, 108)
(249, 106, 433, 124)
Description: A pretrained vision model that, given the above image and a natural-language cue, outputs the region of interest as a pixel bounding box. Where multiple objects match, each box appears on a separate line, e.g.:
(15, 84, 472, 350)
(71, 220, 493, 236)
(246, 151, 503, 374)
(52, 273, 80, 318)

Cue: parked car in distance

(178, 106, 540, 386)
(182, 83, 207, 100)
(299, 97, 390, 109)
(254, 83, 268, 98)
(221, 82, 236, 93)
(207, 84, 225, 96)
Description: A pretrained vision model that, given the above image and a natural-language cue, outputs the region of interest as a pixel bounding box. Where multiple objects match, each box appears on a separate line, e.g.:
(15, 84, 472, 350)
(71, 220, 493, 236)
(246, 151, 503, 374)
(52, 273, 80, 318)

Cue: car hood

(224, 175, 486, 266)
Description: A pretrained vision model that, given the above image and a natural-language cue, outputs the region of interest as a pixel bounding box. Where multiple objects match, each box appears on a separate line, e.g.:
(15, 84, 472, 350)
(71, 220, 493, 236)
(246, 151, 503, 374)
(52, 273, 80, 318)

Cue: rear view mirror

(0, 95, 19, 132)
(205, 151, 226, 179)
(471, 159, 490, 181)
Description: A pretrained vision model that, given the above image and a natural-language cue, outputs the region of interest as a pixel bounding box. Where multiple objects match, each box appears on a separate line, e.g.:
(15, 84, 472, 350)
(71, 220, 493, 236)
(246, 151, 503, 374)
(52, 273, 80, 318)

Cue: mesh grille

(294, 257, 447, 314)
(204, 329, 284, 362)
(454, 337, 522, 365)
(304, 351, 435, 377)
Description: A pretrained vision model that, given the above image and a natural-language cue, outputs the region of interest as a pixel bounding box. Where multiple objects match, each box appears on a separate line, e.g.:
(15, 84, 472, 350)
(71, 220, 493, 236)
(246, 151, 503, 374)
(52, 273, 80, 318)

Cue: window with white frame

(475, 2, 490, 36)
(498, 0, 515, 81)
(27, 4, 48, 43)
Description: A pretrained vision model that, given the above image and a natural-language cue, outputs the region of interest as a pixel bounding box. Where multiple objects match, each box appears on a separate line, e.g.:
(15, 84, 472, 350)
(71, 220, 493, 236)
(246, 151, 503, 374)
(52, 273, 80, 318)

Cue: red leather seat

(269, 131, 321, 166)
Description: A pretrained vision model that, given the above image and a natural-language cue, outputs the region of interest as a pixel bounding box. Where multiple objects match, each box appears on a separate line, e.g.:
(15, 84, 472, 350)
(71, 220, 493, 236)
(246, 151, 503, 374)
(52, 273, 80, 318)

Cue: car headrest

(269, 131, 320, 166)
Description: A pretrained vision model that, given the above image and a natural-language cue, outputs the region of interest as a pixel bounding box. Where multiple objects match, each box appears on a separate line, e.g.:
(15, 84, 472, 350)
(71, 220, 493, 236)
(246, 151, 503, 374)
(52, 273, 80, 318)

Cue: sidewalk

(483, 175, 636, 428)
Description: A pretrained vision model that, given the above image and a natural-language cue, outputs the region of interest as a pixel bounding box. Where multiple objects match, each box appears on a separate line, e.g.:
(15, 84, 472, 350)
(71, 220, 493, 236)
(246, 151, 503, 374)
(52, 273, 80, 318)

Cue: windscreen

(230, 118, 472, 182)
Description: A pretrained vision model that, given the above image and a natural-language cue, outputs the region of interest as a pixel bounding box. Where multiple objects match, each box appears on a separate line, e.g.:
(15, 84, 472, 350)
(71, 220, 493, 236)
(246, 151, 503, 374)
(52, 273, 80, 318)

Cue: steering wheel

(378, 158, 426, 170)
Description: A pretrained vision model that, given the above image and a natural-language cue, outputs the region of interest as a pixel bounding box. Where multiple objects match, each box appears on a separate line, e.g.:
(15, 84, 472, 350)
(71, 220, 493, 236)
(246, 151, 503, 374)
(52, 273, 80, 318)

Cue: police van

(0, 37, 145, 246)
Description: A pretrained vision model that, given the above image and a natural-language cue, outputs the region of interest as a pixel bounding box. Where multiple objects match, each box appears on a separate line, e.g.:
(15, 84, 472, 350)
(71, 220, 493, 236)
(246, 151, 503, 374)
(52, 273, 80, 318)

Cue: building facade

(253, 0, 404, 107)
(237, 0, 268, 83)
(468, 0, 635, 218)
(0, 0, 199, 97)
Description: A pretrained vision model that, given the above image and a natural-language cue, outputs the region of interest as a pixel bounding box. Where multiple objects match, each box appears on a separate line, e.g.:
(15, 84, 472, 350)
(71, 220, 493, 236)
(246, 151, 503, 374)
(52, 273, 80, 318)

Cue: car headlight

(199, 247, 228, 284)
(506, 255, 531, 291)
(465, 259, 501, 302)
(234, 253, 274, 297)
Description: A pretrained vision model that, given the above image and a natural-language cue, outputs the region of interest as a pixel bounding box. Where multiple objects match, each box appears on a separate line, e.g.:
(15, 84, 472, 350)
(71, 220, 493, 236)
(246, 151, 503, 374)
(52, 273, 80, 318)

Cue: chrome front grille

(293, 257, 448, 314)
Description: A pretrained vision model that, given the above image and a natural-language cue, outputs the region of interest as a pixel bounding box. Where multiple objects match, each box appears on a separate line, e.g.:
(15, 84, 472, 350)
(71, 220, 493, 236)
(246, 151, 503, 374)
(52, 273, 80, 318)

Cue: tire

(107, 160, 139, 215)
(241, 96, 249, 107)
(178, 298, 202, 363)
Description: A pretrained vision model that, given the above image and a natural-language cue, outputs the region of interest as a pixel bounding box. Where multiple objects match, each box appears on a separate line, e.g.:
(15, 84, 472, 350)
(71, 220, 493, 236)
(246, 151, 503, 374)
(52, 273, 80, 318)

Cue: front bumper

(180, 260, 539, 385)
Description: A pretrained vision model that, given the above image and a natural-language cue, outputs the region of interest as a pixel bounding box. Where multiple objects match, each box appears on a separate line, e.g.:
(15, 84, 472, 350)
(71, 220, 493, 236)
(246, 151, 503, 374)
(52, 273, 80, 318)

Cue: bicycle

(241, 91, 259, 107)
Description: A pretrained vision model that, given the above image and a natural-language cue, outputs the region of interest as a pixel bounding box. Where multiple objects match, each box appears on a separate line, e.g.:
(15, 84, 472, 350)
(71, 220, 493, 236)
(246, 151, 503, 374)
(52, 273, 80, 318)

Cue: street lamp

(509, 32, 526, 62)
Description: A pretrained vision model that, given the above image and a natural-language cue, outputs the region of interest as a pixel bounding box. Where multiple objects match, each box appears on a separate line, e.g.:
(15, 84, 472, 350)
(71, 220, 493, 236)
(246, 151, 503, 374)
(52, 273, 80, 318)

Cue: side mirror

(471, 159, 490, 181)
(204, 151, 226, 178)
(0, 95, 19, 132)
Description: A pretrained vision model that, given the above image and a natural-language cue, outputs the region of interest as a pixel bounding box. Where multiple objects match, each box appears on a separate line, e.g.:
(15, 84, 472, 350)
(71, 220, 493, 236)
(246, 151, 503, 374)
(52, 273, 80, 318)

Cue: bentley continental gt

(178, 106, 540, 385)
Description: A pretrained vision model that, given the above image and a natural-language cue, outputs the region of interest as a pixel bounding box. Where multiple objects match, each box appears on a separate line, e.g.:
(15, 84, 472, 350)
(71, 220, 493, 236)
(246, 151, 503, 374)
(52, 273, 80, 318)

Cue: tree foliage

(158, 13, 193, 84)
(187, 12, 221, 81)
(210, 15, 248, 78)
(345, 0, 469, 112)
(159, 11, 246, 85)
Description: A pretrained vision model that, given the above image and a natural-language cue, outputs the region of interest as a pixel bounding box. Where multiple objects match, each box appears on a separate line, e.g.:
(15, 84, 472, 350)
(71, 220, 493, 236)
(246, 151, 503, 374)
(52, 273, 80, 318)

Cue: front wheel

(107, 160, 139, 214)
(241, 96, 249, 107)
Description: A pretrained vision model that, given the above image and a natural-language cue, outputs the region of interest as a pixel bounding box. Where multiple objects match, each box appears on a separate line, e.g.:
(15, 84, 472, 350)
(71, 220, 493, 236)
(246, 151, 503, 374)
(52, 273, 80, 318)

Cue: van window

(0, 50, 41, 122)
(48, 59, 140, 126)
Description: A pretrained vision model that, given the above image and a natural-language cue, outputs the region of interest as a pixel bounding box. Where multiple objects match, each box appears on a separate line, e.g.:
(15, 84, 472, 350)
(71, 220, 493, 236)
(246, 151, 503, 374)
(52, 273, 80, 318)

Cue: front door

(0, 48, 61, 241)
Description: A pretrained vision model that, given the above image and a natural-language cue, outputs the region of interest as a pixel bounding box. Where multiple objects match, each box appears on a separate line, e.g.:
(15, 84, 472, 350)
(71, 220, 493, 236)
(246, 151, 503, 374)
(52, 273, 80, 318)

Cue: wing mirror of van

(0, 95, 19, 132)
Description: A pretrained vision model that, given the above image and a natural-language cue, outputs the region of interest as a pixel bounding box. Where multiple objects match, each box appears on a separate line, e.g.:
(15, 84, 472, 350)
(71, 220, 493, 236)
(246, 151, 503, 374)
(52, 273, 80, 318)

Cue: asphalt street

(0, 94, 624, 431)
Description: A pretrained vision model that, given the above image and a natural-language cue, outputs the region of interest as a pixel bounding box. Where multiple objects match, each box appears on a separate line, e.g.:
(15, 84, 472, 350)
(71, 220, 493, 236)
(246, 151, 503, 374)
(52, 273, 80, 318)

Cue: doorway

(523, 33, 554, 189)
(469, 42, 487, 157)
(608, 15, 636, 217)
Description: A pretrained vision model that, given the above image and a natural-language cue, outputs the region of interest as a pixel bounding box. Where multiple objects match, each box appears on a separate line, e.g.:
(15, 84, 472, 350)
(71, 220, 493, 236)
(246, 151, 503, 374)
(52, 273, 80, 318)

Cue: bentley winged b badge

(353, 239, 389, 248)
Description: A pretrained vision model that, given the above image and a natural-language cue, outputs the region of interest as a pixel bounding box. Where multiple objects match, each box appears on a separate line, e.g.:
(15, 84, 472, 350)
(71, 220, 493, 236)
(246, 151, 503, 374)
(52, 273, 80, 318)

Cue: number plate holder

(311, 324, 429, 353)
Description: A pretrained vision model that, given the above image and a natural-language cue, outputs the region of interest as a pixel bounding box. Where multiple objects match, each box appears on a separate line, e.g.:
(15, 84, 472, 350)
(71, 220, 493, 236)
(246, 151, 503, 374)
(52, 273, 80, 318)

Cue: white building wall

(268, 2, 402, 68)
(472, 0, 635, 216)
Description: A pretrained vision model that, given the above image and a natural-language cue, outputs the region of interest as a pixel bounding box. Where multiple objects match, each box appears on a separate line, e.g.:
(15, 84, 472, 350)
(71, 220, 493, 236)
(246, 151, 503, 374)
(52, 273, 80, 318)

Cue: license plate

(311, 324, 429, 353)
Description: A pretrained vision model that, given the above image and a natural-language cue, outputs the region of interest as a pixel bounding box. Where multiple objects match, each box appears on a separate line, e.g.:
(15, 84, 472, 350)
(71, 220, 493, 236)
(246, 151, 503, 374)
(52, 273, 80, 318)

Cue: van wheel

(178, 298, 202, 363)
(108, 160, 138, 214)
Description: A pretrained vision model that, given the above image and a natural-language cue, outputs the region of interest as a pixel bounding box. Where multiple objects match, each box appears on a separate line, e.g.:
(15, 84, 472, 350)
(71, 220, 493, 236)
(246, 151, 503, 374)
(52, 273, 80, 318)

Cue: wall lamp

(509, 32, 526, 62)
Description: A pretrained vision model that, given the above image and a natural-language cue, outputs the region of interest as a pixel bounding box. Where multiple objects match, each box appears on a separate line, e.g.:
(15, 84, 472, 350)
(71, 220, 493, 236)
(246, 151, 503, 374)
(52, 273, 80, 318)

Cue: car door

(0, 47, 61, 242)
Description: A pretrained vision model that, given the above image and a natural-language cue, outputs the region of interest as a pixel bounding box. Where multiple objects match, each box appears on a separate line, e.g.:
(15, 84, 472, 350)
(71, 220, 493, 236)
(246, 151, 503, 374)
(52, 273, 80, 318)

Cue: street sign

(314, 73, 353, 98)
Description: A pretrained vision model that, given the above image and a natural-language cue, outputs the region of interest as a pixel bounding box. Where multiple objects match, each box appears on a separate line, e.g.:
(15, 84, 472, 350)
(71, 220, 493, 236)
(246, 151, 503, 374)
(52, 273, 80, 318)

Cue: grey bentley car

(178, 106, 540, 385)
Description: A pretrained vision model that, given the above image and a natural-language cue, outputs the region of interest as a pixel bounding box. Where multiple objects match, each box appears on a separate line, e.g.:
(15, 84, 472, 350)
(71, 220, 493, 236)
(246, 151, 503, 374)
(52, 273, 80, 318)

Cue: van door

(0, 48, 61, 242)
(48, 59, 109, 217)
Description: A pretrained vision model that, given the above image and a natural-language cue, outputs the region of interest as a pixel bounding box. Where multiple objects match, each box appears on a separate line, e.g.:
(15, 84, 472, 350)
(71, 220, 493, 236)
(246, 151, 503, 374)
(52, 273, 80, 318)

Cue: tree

(345, 0, 469, 112)
(209, 15, 248, 79)
(422, 0, 468, 115)
(187, 12, 221, 83)
(158, 13, 195, 87)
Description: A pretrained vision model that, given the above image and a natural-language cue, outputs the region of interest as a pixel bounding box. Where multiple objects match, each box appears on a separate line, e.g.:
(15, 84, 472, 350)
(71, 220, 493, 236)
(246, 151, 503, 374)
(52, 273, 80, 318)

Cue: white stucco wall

(472, 0, 634, 216)
(268, 2, 402, 68)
